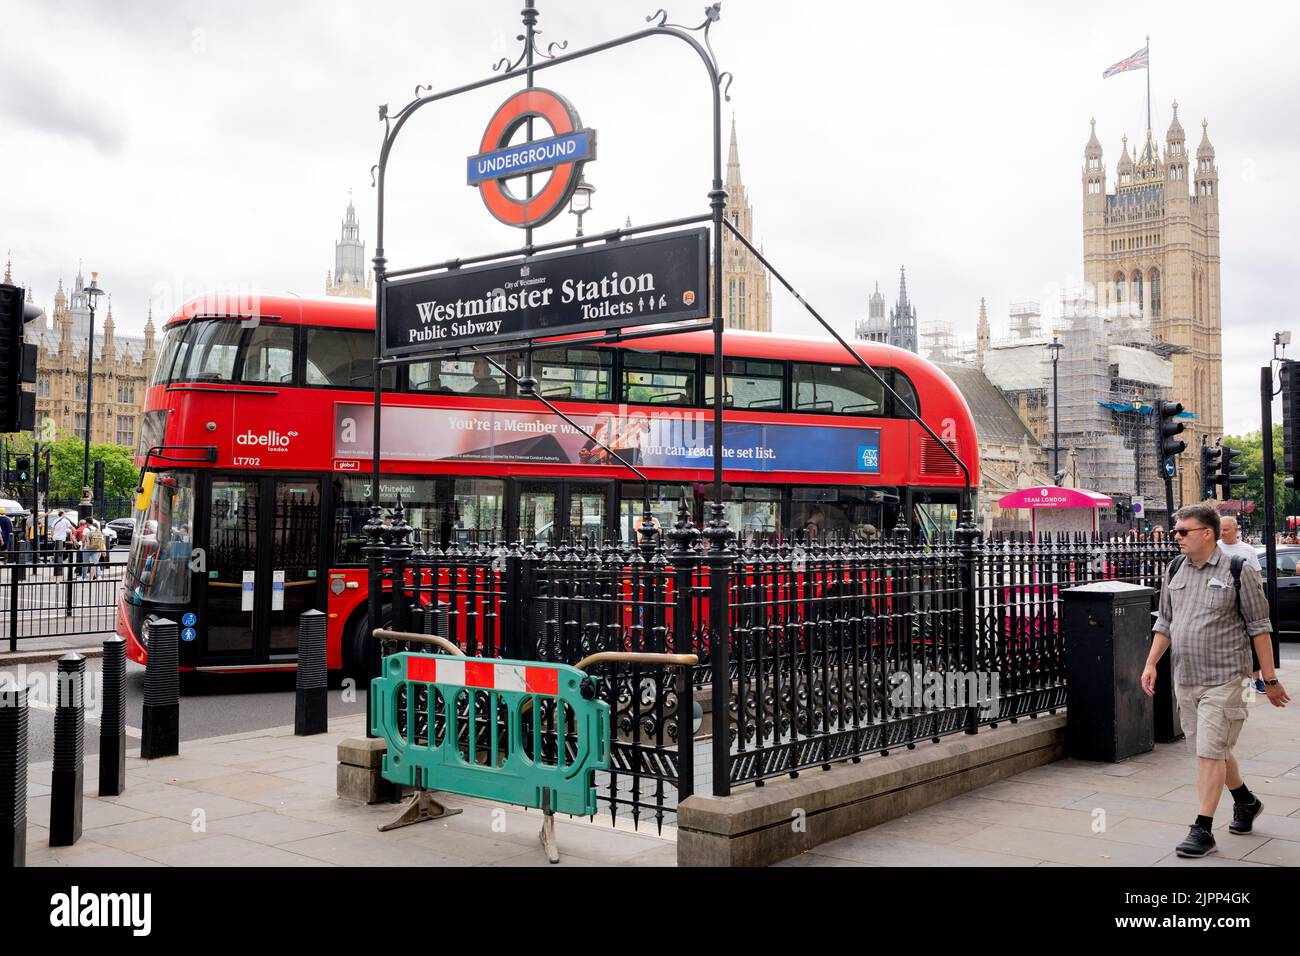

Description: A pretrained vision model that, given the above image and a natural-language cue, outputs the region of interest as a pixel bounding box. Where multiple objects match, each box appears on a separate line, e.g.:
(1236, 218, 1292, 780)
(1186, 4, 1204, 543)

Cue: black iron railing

(378, 494, 1177, 823)
(1, 549, 130, 650)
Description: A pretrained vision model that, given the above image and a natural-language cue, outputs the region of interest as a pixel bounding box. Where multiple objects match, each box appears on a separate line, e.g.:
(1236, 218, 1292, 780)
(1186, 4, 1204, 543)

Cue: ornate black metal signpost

(363, 4, 735, 759)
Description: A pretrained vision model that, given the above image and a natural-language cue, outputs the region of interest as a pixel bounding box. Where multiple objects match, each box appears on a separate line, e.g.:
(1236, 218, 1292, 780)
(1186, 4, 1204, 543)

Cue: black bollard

(294, 609, 328, 736)
(140, 616, 179, 759)
(99, 636, 127, 796)
(49, 652, 85, 847)
(0, 679, 28, 867)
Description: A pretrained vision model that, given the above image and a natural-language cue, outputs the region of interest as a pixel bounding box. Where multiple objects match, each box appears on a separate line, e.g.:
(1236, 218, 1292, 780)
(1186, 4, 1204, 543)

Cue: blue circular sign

(182, 612, 197, 627)
(181, 627, 197, 642)
(1164, 457, 1176, 478)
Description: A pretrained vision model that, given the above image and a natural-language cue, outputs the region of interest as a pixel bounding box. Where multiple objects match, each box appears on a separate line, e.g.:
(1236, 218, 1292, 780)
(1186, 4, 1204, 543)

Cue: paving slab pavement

(778, 683, 1300, 868)
(23, 712, 677, 868)
(19, 664, 1300, 867)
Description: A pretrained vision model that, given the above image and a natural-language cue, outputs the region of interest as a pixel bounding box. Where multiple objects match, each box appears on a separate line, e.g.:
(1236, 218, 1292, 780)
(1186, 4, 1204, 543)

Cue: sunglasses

(1172, 526, 1210, 537)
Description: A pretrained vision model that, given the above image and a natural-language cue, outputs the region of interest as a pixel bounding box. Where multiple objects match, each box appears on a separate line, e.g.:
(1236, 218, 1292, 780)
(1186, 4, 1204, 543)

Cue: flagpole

(1145, 34, 1151, 133)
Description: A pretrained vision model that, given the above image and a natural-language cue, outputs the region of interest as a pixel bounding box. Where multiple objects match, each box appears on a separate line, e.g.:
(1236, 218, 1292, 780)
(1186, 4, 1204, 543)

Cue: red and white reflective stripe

(406, 656, 559, 696)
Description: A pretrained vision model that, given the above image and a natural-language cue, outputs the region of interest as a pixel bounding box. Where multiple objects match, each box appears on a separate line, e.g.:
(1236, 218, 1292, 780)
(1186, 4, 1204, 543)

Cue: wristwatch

(1263, 678, 1281, 686)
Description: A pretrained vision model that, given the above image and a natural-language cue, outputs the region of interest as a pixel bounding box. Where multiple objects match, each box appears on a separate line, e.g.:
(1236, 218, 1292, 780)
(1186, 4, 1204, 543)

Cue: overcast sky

(2, 0, 1296, 435)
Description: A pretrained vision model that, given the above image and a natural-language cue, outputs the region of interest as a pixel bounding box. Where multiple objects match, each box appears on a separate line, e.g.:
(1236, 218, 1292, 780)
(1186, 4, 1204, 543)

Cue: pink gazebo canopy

(997, 486, 1113, 510)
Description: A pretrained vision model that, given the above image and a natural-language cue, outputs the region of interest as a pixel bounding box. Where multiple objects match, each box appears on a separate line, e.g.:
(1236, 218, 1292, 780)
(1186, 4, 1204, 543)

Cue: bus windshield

(125, 471, 196, 605)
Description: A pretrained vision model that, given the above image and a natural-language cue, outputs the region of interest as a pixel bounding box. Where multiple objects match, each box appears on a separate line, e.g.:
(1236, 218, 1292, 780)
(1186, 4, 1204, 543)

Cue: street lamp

(80, 272, 104, 520)
(569, 176, 595, 239)
(1047, 334, 1064, 483)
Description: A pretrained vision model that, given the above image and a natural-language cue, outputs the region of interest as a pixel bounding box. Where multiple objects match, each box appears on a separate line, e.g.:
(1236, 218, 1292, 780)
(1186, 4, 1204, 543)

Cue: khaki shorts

(1175, 676, 1251, 760)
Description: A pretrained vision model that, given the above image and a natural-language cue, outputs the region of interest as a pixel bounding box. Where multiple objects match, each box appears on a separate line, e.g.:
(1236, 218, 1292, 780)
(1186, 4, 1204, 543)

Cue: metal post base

(377, 789, 462, 832)
(538, 811, 559, 864)
(539, 790, 559, 863)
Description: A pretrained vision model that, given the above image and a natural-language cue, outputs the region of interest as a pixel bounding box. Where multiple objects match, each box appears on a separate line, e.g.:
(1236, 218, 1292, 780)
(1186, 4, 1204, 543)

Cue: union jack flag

(1103, 46, 1149, 78)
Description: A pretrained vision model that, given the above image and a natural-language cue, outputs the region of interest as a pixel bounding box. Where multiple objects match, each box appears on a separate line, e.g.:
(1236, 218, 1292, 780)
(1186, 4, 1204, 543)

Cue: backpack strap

(1229, 555, 1250, 633)
(1166, 554, 1186, 582)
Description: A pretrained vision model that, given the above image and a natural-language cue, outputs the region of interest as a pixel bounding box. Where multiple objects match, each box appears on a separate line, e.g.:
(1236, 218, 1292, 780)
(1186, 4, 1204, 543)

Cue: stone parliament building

(1082, 104, 1223, 508)
(7, 257, 155, 451)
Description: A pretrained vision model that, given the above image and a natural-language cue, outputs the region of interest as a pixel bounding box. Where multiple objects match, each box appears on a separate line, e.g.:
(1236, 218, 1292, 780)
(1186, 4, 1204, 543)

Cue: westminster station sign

(382, 227, 708, 355)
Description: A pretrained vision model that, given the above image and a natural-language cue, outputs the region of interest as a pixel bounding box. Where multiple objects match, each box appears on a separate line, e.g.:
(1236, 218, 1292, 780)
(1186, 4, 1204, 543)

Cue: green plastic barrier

(371, 650, 610, 817)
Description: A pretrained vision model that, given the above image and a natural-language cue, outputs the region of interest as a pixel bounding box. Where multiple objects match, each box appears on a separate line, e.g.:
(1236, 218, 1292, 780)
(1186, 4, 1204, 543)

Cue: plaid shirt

(1153, 547, 1273, 685)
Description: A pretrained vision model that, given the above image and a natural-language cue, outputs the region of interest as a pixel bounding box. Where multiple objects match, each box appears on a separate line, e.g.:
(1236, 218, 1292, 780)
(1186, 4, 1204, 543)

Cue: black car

(106, 517, 134, 547)
(1256, 545, 1300, 640)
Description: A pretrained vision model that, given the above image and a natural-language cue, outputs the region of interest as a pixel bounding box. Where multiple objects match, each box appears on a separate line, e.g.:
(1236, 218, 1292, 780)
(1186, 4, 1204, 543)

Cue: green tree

(1221, 425, 1300, 532)
(2, 433, 139, 500)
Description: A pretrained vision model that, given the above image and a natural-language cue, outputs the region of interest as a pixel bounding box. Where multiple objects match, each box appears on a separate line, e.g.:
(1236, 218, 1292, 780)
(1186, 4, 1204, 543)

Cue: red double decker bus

(117, 293, 979, 675)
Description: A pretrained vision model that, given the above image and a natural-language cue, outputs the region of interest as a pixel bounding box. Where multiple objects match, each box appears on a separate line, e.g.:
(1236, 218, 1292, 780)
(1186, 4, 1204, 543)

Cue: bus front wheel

(344, 604, 391, 681)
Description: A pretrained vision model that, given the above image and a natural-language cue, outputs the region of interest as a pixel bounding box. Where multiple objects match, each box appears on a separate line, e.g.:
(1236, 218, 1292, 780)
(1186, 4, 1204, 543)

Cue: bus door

(511, 479, 614, 544)
(203, 474, 324, 665)
(912, 491, 961, 544)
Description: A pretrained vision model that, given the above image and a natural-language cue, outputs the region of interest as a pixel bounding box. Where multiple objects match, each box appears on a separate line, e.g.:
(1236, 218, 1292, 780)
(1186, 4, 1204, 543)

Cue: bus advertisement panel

(333, 403, 881, 474)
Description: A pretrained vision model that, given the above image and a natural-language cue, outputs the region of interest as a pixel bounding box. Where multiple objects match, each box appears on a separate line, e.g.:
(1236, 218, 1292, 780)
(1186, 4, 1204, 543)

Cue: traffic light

(1156, 400, 1187, 469)
(0, 283, 43, 434)
(1200, 444, 1222, 500)
(1283, 360, 1300, 485)
(1220, 445, 1247, 498)
(15, 455, 30, 483)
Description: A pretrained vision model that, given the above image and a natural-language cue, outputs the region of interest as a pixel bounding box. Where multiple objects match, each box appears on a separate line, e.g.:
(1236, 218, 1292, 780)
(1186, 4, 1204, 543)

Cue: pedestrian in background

(49, 509, 74, 576)
(1219, 515, 1270, 694)
(0, 508, 12, 563)
(82, 520, 107, 579)
(1141, 503, 1288, 860)
(1218, 516, 1260, 571)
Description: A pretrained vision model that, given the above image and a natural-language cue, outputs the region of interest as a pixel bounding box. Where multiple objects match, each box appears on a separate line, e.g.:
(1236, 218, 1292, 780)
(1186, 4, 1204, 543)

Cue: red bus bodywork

(118, 293, 979, 673)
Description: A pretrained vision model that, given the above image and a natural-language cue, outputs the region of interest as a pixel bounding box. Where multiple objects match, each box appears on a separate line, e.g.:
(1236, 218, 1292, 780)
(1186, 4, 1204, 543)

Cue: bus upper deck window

(305, 329, 395, 390)
(436, 356, 511, 396)
(622, 352, 696, 406)
(241, 325, 296, 384)
(890, 370, 919, 417)
(529, 348, 611, 401)
(176, 320, 242, 383)
(793, 363, 884, 415)
(153, 327, 185, 385)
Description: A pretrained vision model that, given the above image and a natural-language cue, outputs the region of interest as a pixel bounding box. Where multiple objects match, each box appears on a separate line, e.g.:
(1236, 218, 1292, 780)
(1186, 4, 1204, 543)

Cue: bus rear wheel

(344, 604, 390, 681)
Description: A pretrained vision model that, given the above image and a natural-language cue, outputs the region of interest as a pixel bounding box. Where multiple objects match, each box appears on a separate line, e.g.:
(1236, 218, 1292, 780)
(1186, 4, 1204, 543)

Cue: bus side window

(622, 352, 697, 406)
(435, 356, 511, 395)
(890, 370, 919, 417)
(529, 348, 612, 401)
(792, 363, 884, 415)
(704, 359, 784, 410)
(305, 329, 395, 390)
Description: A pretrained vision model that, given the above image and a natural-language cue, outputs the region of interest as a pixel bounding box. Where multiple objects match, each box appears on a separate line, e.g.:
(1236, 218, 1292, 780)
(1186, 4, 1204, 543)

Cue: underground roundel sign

(467, 88, 596, 229)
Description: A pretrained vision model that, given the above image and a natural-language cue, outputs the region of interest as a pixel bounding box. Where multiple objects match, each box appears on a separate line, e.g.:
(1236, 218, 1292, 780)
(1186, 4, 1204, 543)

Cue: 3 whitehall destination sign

(382, 228, 708, 355)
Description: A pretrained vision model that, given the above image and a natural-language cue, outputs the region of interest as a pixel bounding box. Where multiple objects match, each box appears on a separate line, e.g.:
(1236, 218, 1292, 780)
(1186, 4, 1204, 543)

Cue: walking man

(49, 509, 74, 577)
(1141, 503, 1289, 858)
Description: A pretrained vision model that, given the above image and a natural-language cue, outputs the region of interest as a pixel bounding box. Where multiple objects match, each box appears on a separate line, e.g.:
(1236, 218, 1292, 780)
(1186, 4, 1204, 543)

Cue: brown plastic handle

(373, 629, 466, 657)
(573, 652, 699, 672)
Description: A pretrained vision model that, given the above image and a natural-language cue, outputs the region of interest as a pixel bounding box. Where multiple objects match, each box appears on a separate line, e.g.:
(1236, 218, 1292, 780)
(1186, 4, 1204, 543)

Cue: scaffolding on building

(1008, 301, 1042, 340)
(920, 320, 960, 364)
(1044, 292, 1178, 506)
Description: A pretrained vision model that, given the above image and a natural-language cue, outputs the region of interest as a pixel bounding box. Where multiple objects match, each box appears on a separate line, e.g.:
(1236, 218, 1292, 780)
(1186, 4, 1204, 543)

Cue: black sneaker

(1175, 825, 1217, 858)
(1229, 798, 1264, 834)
